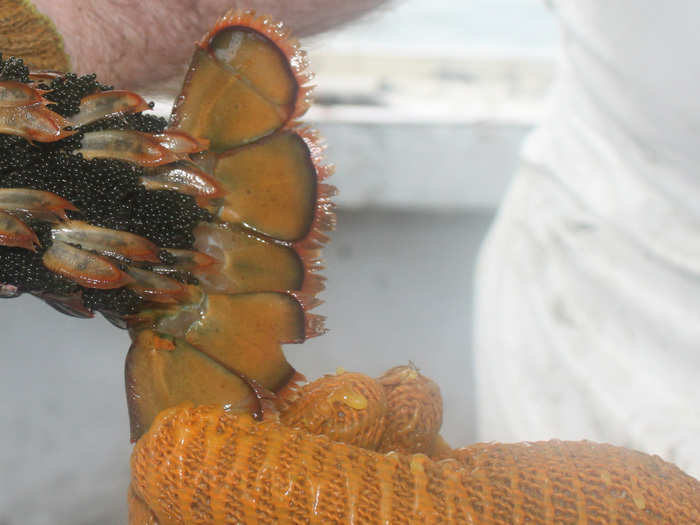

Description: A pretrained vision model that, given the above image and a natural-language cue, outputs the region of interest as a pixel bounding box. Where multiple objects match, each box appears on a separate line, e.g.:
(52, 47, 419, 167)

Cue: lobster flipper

(124, 10, 334, 440)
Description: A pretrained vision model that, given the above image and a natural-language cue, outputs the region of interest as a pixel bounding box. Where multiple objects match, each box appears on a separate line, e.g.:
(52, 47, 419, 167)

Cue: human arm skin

(30, 0, 391, 88)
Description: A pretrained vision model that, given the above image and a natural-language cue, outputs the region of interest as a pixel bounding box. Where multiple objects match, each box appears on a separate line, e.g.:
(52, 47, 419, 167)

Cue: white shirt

(474, 0, 700, 478)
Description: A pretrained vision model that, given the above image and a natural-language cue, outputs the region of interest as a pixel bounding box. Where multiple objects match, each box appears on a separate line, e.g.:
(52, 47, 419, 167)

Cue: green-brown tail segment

(125, 10, 334, 440)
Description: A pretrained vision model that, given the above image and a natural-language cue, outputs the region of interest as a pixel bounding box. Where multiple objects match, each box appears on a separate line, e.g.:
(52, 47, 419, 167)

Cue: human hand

(29, 0, 389, 88)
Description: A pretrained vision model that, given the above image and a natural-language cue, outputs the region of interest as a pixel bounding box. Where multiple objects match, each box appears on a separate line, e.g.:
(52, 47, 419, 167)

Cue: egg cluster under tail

(0, 58, 212, 321)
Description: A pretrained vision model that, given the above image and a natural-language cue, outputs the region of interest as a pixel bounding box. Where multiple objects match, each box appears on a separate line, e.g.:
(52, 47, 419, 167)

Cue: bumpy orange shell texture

(279, 371, 388, 449)
(130, 404, 700, 525)
(377, 365, 444, 455)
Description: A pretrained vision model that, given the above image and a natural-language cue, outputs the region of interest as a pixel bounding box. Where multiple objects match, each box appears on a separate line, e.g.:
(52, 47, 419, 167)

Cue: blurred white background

(0, 1, 559, 523)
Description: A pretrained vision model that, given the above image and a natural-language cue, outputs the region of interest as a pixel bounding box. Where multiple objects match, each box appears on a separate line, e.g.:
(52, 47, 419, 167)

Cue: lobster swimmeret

(0, 9, 698, 524)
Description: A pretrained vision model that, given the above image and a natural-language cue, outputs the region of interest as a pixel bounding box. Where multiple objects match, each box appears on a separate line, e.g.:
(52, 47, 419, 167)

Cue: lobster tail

(0, 10, 333, 440)
(126, 10, 333, 439)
